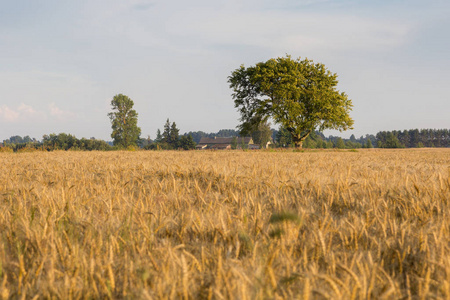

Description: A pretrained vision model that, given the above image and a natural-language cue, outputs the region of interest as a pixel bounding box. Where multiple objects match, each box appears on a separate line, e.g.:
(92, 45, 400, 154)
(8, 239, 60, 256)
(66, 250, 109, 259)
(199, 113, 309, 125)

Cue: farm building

(196, 137, 254, 150)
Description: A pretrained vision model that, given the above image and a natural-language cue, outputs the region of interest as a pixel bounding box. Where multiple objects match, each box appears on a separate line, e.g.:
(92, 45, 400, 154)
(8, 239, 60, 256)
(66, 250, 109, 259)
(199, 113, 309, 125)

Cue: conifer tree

(162, 119, 171, 145)
(170, 122, 180, 149)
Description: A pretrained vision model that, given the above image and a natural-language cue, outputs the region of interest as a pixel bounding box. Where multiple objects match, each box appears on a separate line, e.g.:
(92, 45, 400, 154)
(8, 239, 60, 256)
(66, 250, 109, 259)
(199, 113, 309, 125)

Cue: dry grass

(0, 149, 449, 299)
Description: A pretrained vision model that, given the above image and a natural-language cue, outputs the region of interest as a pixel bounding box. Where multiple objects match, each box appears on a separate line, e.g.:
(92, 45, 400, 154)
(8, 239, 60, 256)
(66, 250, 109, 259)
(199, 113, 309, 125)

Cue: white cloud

(18, 103, 47, 119)
(49, 103, 76, 121)
(0, 105, 20, 122)
(0, 103, 46, 123)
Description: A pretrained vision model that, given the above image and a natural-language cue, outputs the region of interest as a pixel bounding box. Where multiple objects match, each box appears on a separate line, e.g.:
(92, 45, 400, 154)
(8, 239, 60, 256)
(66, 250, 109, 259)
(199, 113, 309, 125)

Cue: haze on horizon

(1, 0, 449, 141)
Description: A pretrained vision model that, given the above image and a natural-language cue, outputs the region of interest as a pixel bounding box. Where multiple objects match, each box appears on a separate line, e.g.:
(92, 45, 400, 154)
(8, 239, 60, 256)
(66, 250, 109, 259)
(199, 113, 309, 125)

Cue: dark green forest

(285, 128, 450, 149)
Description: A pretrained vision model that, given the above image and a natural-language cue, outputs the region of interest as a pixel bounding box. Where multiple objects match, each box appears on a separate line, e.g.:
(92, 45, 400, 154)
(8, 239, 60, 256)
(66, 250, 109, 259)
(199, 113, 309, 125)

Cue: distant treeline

(1, 128, 449, 152)
(280, 128, 450, 149)
(144, 119, 196, 150)
(41, 134, 113, 151)
(375, 129, 450, 148)
(1, 133, 112, 152)
(183, 129, 241, 144)
(168, 128, 450, 149)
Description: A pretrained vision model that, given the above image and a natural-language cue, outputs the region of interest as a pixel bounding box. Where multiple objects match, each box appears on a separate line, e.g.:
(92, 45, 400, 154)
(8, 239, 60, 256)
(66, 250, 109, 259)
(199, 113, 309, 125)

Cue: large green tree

(229, 55, 354, 148)
(108, 94, 141, 148)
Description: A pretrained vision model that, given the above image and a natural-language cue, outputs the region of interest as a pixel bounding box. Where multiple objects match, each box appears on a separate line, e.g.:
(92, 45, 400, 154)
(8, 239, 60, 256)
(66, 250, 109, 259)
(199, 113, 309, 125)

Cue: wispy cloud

(49, 103, 76, 121)
(0, 102, 76, 123)
(167, 10, 412, 53)
(0, 103, 46, 123)
(0, 105, 20, 122)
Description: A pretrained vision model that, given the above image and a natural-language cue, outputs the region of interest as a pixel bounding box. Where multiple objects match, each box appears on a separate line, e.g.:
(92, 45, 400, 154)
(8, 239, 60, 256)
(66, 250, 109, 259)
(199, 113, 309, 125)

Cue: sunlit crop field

(0, 149, 449, 299)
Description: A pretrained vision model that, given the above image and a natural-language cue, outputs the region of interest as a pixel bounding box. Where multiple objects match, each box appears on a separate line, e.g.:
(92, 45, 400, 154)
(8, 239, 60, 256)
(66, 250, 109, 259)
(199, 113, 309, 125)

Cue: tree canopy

(228, 55, 354, 148)
(108, 94, 141, 148)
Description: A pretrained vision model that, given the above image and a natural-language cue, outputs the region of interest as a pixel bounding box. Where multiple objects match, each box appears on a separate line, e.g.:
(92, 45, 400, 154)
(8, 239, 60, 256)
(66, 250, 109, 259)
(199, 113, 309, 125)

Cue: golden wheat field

(0, 149, 449, 299)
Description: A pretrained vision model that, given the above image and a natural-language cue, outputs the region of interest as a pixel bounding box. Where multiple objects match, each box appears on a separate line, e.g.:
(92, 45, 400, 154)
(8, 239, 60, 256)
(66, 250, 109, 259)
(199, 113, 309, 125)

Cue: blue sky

(1, 0, 449, 141)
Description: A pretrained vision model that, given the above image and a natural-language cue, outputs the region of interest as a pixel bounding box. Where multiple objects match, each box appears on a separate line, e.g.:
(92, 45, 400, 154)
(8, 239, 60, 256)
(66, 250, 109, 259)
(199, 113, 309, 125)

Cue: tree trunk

(292, 131, 310, 149)
(294, 140, 303, 149)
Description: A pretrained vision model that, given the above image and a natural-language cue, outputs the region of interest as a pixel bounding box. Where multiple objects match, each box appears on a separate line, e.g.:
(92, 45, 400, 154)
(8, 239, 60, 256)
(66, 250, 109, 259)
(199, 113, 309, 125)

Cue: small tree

(335, 137, 345, 149)
(231, 137, 238, 149)
(155, 129, 162, 143)
(162, 119, 171, 145)
(170, 122, 180, 149)
(276, 127, 294, 147)
(384, 132, 403, 148)
(156, 119, 182, 149)
(303, 136, 317, 149)
(251, 121, 272, 149)
(138, 135, 152, 148)
(240, 138, 247, 150)
(179, 135, 196, 150)
(108, 94, 141, 148)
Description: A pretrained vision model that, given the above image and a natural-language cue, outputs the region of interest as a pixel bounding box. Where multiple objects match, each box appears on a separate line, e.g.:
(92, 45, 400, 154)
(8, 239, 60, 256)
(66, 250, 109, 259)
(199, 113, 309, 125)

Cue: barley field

(0, 149, 449, 299)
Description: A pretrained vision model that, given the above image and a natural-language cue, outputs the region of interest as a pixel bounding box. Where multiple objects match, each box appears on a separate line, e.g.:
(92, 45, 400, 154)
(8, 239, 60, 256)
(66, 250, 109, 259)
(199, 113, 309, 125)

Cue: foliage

(251, 121, 272, 148)
(300, 131, 329, 149)
(217, 129, 240, 138)
(108, 94, 141, 148)
(240, 138, 247, 150)
(149, 119, 195, 150)
(2, 135, 36, 145)
(0, 146, 14, 153)
(376, 129, 450, 148)
(162, 118, 172, 145)
(42, 133, 112, 151)
(1, 135, 41, 152)
(275, 127, 294, 147)
(345, 140, 362, 149)
(229, 55, 354, 148)
(385, 132, 404, 148)
(1, 134, 112, 152)
(184, 129, 240, 144)
(231, 137, 238, 150)
(178, 135, 196, 150)
(138, 136, 153, 148)
(155, 129, 162, 143)
(335, 137, 346, 149)
(170, 122, 180, 148)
